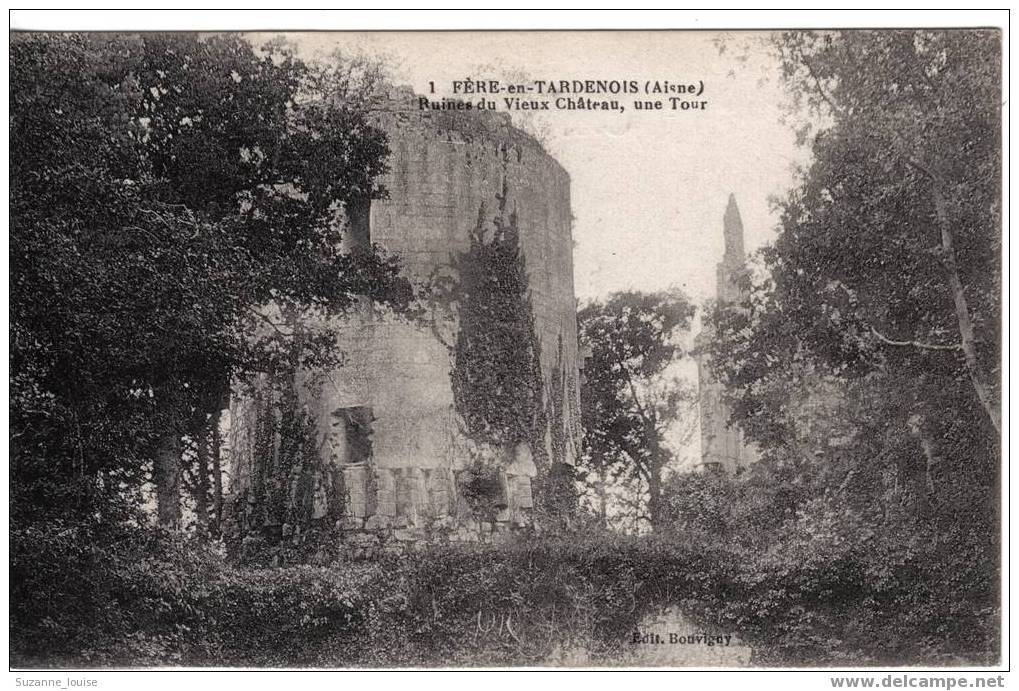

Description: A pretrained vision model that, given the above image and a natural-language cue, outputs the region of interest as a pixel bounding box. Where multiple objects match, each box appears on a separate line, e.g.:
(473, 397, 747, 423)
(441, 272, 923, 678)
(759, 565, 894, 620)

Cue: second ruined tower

(695, 194, 758, 474)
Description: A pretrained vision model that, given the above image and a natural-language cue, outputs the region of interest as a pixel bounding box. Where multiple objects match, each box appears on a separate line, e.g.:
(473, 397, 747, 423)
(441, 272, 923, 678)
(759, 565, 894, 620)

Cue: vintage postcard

(8, 14, 1006, 676)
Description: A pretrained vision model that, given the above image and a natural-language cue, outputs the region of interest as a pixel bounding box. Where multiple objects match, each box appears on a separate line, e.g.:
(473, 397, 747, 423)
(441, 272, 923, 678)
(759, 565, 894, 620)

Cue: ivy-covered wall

(224, 88, 581, 561)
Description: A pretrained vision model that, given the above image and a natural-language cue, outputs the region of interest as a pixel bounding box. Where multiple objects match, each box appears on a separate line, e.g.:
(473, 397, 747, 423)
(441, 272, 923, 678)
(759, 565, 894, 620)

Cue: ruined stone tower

(695, 194, 758, 475)
(224, 89, 581, 558)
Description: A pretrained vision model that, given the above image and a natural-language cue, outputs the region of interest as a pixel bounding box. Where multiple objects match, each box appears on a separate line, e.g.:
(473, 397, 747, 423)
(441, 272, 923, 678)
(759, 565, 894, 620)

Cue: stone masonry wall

(226, 90, 580, 558)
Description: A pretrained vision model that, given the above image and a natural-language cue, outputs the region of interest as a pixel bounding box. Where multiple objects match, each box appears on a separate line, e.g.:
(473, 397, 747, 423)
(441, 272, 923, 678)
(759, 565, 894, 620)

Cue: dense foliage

(438, 183, 579, 518)
(448, 189, 544, 452)
(10, 33, 411, 530)
(9, 29, 1001, 669)
(697, 29, 1001, 665)
(11, 524, 996, 667)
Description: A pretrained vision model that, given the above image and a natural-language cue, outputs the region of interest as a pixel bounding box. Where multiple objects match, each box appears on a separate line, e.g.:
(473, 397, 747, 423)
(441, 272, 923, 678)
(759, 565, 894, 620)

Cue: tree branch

(790, 32, 1000, 437)
(869, 326, 962, 351)
(798, 45, 844, 119)
(613, 352, 650, 423)
(246, 304, 294, 339)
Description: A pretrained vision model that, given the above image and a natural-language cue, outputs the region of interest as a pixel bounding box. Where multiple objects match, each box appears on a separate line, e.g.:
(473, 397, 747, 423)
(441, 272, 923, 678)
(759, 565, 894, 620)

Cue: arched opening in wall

(345, 196, 372, 250)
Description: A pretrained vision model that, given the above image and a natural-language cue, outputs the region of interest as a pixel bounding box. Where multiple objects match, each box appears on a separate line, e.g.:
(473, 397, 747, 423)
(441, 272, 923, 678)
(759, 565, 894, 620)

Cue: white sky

(267, 31, 812, 306)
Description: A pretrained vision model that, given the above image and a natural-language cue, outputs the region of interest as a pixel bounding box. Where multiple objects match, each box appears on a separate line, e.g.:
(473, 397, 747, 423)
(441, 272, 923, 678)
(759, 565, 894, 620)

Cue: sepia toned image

(8, 19, 1004, 670)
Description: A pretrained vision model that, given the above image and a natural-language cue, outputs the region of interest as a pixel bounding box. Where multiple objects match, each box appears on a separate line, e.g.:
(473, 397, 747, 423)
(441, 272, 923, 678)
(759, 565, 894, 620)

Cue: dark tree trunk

(932, 182, 1000, 436)
(195, 423, 211, 541)
(647, 462, 662, 531)
(154, 430, 182, 528)
(644, 415, 665, 532)
(211, 410, 224, 538)
(598, 466, 609, 529)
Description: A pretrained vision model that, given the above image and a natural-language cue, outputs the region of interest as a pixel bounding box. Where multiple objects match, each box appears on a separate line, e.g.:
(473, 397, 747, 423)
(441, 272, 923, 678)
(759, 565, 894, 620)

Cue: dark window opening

(345, 196, 371, 250)
(330, 405, 374, 465)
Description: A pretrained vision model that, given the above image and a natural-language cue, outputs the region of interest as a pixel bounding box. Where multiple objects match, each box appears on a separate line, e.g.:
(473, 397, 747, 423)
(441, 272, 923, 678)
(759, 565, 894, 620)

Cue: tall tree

(702, 32, 1001, 652)
(577, 290, 695, 530)
(10, 33, 412, 528)
(773, 30, 1001, 436)
(708, 29, 1001, 512)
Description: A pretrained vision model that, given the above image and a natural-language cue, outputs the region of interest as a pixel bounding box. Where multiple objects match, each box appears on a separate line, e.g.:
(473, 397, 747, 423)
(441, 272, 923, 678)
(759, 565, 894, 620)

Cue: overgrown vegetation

(10, 32, 411, 536)
(220, 376, 349, 564)
(691, 28, 1001, 665)
(441, 180, 576, 520)
(9, 29, 1001, 669)
(11, 521, 996, 668)
(448, 186, 544, 453)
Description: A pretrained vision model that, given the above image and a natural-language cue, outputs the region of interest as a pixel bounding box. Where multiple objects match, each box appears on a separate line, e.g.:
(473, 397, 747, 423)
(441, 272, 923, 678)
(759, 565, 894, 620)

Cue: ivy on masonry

(228, 372, 338, 563)
(547, 334, 568, 465)
(535, 334, 579, 522)
(442, 177, 578, 523)
(449, 181, 544, 455)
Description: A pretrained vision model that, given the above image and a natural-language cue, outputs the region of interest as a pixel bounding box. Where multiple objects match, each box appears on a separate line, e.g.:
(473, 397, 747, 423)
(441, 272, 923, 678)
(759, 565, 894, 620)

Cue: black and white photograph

(7, 10, 1008, 677)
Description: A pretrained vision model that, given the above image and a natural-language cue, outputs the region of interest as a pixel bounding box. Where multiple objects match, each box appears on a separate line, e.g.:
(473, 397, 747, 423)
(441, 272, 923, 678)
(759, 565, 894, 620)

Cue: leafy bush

(658, 468, 999, 666)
